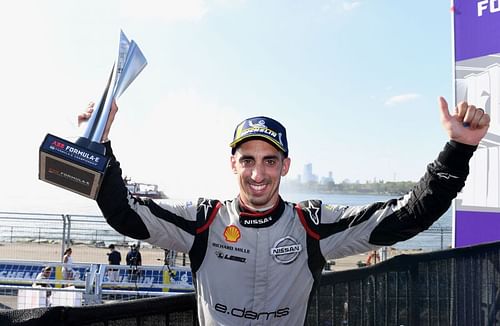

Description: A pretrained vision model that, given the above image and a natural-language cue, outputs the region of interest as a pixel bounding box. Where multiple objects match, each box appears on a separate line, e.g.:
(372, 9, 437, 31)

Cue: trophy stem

(81, 65, 115, 142)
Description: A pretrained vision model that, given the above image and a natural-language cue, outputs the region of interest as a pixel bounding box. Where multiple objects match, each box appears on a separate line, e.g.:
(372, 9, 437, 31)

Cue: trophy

(39, 31, 147, 199)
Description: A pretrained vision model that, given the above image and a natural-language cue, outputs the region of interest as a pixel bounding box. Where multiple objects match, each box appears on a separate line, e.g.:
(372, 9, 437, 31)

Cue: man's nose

(251, 163, 265, 182)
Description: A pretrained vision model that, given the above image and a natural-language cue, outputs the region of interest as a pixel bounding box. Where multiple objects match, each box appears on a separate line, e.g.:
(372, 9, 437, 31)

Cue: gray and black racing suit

(97, 140, 475, 325)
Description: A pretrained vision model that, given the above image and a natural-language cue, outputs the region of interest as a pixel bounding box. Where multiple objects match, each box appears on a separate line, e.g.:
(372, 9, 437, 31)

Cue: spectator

(107, 244, 122, 282)
(126, 244, 142, 281)
(33, 266, 52, 306)
(62, 248, 75, 280)
(62, 248, 74, 280)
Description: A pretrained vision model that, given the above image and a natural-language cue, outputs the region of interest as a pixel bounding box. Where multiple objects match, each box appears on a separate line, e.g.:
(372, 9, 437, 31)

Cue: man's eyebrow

(239, 155, 255, 161)
(263, 154, 280, 160)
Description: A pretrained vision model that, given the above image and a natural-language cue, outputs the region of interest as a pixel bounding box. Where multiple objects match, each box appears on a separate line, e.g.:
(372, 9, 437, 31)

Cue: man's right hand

(77, 100, 119, 143)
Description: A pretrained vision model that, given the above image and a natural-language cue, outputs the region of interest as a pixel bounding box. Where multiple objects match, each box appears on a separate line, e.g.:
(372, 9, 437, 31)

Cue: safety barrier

(1, 240, 499, 325)
(0, 260, 193, 309)
(307, 240, 500, 325)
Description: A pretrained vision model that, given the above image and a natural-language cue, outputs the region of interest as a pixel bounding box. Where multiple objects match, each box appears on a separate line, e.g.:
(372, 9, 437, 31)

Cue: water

(282, 191, 452, 250)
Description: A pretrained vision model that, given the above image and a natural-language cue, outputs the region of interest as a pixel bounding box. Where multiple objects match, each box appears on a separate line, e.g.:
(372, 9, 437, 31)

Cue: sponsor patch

(270, 236, 302, 264)
(215, 251, 247, 263)
(224, 225, 241, 243)
(212, 242, 250, 254)
(303, 200, 320, 225)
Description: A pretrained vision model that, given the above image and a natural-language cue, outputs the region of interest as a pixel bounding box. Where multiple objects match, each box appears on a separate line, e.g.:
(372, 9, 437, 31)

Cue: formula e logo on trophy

(39, 30, 147, 199)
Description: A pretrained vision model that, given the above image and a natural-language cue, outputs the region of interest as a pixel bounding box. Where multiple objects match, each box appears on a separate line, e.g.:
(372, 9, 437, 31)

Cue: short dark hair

(108, 244, 115, 249)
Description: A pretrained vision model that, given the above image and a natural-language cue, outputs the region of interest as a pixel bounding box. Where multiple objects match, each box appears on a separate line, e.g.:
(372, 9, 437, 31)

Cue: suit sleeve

(96, 141, 198, 253)
(318, 141, 476, 259)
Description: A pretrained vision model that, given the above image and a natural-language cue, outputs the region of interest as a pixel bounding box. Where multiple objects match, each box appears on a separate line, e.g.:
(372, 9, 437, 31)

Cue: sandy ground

(0, 241, 424, 271)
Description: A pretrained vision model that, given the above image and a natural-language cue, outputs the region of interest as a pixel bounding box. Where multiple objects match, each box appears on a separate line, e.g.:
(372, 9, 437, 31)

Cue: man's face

(231, 139, 291, 210)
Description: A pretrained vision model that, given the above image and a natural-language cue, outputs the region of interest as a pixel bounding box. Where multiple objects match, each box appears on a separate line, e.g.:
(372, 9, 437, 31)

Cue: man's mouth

(249, 183, 267, 192)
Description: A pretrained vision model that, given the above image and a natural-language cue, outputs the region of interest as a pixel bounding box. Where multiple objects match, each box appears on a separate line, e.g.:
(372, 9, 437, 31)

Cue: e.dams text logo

(215, 303, 289, 321)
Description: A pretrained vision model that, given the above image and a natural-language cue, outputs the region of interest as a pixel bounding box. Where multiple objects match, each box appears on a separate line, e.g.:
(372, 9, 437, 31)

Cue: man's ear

(281, 157, 291, 177)
(230, 156, 238, 174)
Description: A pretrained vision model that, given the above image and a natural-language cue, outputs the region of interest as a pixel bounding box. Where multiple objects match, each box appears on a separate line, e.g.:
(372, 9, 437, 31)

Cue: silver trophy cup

(39, 31, 147, 199)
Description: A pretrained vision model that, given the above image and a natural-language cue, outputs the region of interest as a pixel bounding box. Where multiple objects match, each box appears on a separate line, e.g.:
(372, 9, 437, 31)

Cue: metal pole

(66, 214, 72, 247)
(441, 227, 444, 250)
(61, 214, 66, 262)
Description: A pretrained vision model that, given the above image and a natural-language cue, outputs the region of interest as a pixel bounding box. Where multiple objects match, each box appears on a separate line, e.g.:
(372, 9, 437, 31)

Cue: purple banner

(454, 1, 500, 61)
(455, 210, 500, 247)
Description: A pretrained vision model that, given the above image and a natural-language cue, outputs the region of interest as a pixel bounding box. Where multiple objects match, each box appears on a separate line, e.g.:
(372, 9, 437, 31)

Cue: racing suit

(97, 140, 475, 325)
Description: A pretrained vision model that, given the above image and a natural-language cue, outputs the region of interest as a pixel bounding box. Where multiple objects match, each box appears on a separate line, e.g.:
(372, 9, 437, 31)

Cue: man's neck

(239, 198, 279, 213)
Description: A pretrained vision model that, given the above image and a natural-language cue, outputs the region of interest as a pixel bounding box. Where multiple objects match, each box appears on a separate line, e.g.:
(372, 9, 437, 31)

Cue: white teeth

(250, 184, 266, 191)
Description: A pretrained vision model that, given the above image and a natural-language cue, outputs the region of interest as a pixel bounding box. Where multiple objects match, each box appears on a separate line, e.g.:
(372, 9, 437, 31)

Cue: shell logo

(224, 225, 241, 243)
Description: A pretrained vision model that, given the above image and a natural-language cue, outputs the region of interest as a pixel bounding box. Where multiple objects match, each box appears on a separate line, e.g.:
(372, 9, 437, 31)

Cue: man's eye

(241, 159, 253, 166)
(266, 159, 277, 166)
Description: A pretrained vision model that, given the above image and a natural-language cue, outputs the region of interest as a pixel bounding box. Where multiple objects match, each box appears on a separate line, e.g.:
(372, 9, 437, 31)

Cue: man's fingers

(463, 105, 477, 127)
(472, 108, 490, 129)
(77, 108, 94, 127)
(438, 96, 451, 122)
(480, 111, 491, 128)
(456, 101, 468, 121)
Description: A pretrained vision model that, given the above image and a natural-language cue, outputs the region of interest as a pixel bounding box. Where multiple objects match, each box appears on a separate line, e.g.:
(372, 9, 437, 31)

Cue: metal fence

(306, 240, 500, 325)
(0, 260, 194, 310)
(0, 211, 452, 263)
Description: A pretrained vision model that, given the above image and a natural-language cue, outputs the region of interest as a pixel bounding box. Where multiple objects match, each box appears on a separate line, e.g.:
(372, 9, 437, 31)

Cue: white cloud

(213, 0, 247, 8)
(384, 93, 421, 106)
(120, 0, 208, 23)
(322, 0, 362, 14)
(343, 1, 361, 11)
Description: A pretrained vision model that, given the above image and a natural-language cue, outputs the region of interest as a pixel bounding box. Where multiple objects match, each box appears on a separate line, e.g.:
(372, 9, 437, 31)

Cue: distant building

(302, 163, 318, 184)
(320, 171, 334, 185)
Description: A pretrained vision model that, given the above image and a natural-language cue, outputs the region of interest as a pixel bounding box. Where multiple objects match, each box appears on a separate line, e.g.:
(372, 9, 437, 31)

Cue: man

(126, 244, 142, 267)
(80, 97, 489, 325)
(33, 266, 53, 306)
(107, 244, 121, 282)
(126, 244, 142, 281)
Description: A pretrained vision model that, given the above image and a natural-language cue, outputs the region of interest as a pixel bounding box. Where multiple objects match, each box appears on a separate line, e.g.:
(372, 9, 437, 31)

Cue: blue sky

(0, 0, 455, 213)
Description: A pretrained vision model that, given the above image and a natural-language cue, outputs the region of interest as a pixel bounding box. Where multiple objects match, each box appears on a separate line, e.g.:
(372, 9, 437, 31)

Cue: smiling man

(229, 117, 291, 211)
(85, 97, 490, 325)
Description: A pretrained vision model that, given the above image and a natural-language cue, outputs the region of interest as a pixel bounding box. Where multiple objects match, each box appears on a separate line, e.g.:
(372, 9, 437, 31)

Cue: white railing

(0, 260, 194, 309)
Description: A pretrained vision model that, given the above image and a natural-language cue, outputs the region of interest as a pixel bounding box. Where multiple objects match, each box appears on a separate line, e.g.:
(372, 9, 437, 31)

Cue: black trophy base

(39, 134, 109, 199)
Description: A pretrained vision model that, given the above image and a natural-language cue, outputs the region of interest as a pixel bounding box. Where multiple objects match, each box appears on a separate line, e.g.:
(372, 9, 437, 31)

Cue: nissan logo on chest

(270, 236, 302, 264)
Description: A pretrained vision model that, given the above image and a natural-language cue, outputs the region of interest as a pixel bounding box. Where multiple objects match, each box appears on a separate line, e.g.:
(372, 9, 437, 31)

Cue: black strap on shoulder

(189, 198, 221, 273)
(295, 199, 325, 279)
(296, 200, 322, 236)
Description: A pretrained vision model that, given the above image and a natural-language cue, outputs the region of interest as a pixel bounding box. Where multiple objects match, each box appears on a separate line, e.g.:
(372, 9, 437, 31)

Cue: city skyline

(288, 162, 401, 185)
